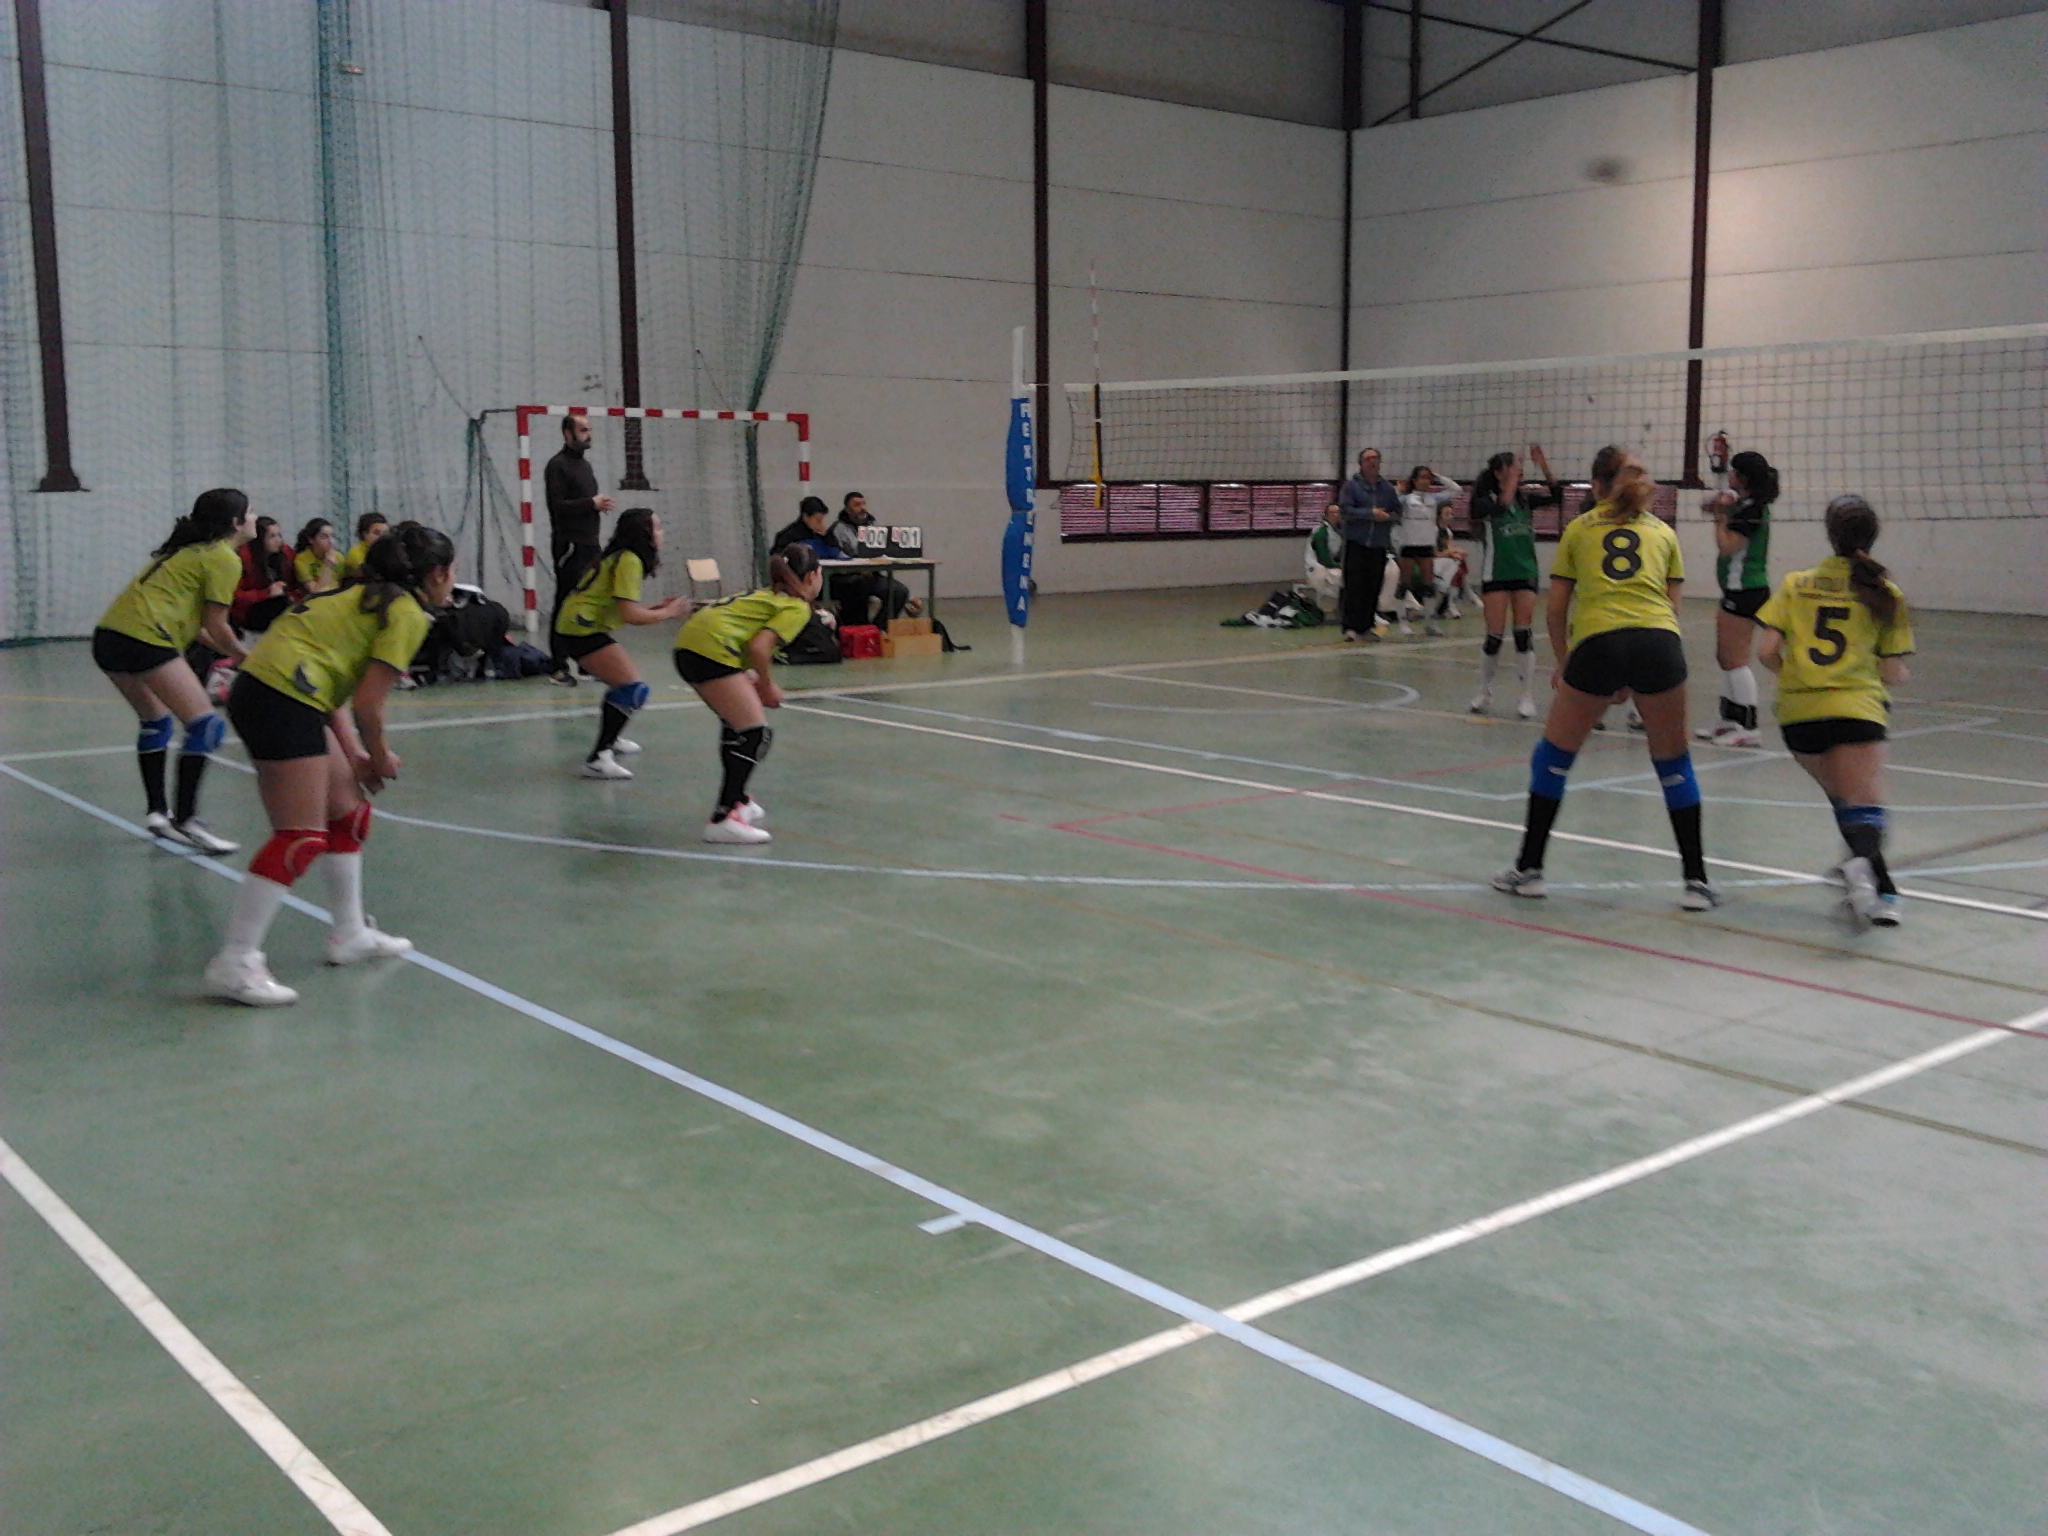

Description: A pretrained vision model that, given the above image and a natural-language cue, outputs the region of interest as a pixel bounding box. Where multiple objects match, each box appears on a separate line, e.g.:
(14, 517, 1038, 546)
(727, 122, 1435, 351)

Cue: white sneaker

(1424, 620, 1444, 637)
(1721, 729, 1763, 749)
(734, 797, 766, 826)
(1625, 710, 1647, 733)
(1396, 618, 1415, 637)
(1694, 721, 1740, 743)
(1446, 604, 1463, 620)
(1840, 856, 1881, 926)
(1342, 629, 1362, 642)
(703, 814, 772, 845)
(1872, 894, 1903, 928)
(1469, 689, 1492, 715)
(611, 737, 642, 756)
(1680, 880, 1724, 911)
(1516, 695, 1537, 720)
(205, 950, 298, 1007)
(1492, 866, 1546, 898)
(325, 922, 414, 966)
(172, 818, 240, 856)
(582, 750, 633, 780)
(145, 811, 179, 842)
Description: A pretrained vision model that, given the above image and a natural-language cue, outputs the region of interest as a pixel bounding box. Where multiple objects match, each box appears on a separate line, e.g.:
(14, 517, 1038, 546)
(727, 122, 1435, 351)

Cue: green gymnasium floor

(3, 588, 2043, 1536)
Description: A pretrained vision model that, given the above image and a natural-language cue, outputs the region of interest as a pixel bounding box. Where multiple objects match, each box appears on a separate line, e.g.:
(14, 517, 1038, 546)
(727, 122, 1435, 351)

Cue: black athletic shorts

(674, 648, 744, 685)
(1480, 578, 1538, 595)
(1719, 586, 1770, 620)
(226, 672, 330, 761)
(1780, 717, 1887, 755)
(554, 629, 617, 661)
(1397, 544, 1437, 561)
(91, 626, 181, 676)
(1562, 627, 1688, 698)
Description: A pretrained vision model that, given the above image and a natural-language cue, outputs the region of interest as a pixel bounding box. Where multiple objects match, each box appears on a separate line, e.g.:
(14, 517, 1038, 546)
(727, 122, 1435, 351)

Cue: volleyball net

(1059, 325, 2047, 537)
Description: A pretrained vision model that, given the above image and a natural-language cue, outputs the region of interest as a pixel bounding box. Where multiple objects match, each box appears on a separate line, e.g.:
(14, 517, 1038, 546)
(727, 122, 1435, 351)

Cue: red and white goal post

(515, 404, 812, 636)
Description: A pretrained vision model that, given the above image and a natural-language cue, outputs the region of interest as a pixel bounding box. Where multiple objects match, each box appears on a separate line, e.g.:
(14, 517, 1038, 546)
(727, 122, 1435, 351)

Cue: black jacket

(544, 446, 601, 546)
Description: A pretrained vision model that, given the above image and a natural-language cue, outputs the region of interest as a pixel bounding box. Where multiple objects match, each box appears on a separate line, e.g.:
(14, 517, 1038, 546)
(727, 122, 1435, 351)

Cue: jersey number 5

(1808, 605, 1851, 666)
(1599, 527, 1642, 580)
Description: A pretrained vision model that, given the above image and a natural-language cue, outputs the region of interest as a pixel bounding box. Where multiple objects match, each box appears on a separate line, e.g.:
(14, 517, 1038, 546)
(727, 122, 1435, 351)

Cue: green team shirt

(1307, 523, 1343, 569)
(1469, 487, 1545, 584)
(98, 540, 241, 651)
(1715, 496, 1770, 592)
(675, 589, 813, 669)
(1756, 557, 1914, 726)
(243, 589, 434, 713)
(555, 549, 643, 638)
(1551, 507, 1684, 649)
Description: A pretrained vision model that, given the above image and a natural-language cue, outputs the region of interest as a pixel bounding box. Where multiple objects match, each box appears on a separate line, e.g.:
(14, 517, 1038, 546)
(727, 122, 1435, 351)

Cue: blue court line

(0, 760, 1716, 1536)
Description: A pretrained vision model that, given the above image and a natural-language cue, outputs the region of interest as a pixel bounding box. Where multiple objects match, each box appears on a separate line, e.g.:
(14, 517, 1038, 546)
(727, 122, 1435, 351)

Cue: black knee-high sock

(174, 755, 209, 823)
(1668, 803, 1707, 884)
(1517, 795, 1563, 873)
(1840, 821, 1895, 895)
(139, 749, 168, 817)
(715, 725, 770, 815)
(591, 701, 630, 759)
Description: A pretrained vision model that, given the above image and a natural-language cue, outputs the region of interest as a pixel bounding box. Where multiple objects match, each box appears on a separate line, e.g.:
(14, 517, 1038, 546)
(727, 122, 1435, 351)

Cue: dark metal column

(1406, 0, 1423, 120)
(13, 0, 82, 491)
(1026, 0, 1049, 487)
(609, 0, 650, 488)
(1338, 0, 1362, 474)
(1680, 0, 1723, 488)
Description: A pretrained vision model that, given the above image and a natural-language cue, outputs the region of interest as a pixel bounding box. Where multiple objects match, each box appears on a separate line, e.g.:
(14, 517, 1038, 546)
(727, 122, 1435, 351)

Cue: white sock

(1515, 647, 1536, 693)
(1476, 648, 1500, 693)
(1723, 666, 1757, 708)
(323, 850, 365, 939)
(221, 874, 289, 961)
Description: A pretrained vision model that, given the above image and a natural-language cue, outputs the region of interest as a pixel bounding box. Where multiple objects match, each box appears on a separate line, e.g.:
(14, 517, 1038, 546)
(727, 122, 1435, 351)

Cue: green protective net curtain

(0, 0, 839, 641)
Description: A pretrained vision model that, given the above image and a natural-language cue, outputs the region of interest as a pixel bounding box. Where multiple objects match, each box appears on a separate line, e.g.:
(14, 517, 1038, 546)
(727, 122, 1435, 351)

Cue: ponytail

(1473, 451, 1515, 503)
(1729, 450, 1779, 506)
(294, 517, 333, 555)
(356, 521, 456, 625)
(1824, 495, 1897, 624)
(769, 542, 818, 599)
(1603, 464, 1654, 523)
(150, 487, 248, 561)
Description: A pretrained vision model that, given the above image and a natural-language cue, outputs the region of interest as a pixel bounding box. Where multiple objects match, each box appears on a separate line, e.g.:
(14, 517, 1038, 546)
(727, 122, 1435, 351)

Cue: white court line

(604, 1008, 2039, 1536)
(0, 1136, 394, 1536)
(0, 763, 1715, 1536)
(786, 703, 2048, 924)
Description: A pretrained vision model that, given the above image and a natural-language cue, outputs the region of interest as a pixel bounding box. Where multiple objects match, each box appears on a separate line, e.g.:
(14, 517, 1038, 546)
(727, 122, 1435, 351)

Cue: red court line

(1050, 818, 2045, 1040)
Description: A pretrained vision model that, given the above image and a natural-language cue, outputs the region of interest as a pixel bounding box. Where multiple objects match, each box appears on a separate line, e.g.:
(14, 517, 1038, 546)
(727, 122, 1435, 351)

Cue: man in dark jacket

(544, 414, 614, 683)
(1337, 446, 1400, 639)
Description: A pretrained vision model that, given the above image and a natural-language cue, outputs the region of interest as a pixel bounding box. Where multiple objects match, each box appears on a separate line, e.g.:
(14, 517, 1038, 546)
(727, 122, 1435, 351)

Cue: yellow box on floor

(888, 617, 933, 637)
(880, 630, 942, 658)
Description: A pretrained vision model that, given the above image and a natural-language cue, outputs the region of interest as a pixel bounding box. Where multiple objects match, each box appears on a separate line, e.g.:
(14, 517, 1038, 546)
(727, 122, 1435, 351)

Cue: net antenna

(1089, 262, 1105, 513)
(1062, 324, 2047, 524)
(514, 405, 811, 636)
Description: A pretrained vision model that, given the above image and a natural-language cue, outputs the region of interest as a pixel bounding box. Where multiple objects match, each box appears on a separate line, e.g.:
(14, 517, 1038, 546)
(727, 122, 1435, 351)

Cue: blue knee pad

(1529, 739, 1577, 800)
(605, 680, 650, 714)
(137, 715, 174, 753)
(1653, 752, 1701, 811)
(180, 712, 226, 756)
(1836, 804, 1886, 833)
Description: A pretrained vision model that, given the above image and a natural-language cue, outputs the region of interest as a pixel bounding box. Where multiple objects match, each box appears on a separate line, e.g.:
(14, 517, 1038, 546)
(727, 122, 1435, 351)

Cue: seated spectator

(339, 511, 389, 584)
(1303, 501, 1344, 614)
(294, 518, 342, 595)
(231, 516, 298, 633)
(831, 491, 921, 623)
(770, 496, 848, 563)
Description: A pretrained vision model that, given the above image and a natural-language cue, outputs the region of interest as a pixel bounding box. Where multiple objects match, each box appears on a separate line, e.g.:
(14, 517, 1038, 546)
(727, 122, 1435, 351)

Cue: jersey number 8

(1599, 527, 1643, 580)
(1807, 605, 1851, 666)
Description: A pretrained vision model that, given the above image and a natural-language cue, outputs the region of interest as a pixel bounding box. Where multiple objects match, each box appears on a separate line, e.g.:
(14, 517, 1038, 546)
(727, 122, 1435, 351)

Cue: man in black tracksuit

(544, 414, 614, 682)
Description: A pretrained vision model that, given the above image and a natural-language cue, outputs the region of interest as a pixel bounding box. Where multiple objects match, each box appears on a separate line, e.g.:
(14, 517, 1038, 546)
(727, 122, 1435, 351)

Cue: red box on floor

(839, 623, 882, 659)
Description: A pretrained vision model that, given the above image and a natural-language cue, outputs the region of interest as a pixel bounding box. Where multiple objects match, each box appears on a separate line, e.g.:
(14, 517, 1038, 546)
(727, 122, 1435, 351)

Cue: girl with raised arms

(1466, 443, 1560, 719)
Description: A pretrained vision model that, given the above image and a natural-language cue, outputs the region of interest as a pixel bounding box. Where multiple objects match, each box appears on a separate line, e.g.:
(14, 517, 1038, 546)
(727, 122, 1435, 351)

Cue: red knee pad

(327, 802, 372, 854)
(250, 829, 329, 887)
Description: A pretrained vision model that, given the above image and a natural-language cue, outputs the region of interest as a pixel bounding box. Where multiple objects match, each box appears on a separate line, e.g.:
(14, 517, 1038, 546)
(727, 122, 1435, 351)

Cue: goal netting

(513, 406, 810, 635)
(1060, 325, 2047, 528)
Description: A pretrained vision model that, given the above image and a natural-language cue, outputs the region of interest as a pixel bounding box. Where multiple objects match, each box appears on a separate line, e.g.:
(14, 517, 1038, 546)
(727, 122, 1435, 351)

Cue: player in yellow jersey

(203, 523, 457, 1006)
(672, 544, 825, 845)
(338, 511, 389, 584)
(1495, 461, 1720, 910)
(92, 488, 255, 853)
(293, 518, 342, 595)
(1757, 496, 1915, 928)
(553, 508, 689, 780)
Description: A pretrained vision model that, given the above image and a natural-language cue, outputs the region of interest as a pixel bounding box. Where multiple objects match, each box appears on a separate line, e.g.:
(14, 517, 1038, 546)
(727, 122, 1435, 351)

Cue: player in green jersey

(1465, 444, 1560, 718)
(1697, 448, 1778, 747)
